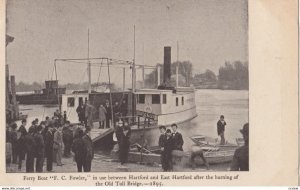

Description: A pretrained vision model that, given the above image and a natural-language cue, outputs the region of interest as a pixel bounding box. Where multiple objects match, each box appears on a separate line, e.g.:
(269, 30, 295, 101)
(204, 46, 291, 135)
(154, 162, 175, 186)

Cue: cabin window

(182, 97, 184, 105)
(138, 94, 145, 104)
(176, 97, 178, 106)
(67, 97, 75, 107)
(163, 94, 167, 104)
(152, 94, 160, 104)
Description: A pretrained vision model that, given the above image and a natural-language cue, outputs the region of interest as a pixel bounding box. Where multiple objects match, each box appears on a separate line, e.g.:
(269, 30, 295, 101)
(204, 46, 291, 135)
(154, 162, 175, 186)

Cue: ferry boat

(59, 46, 198, 144)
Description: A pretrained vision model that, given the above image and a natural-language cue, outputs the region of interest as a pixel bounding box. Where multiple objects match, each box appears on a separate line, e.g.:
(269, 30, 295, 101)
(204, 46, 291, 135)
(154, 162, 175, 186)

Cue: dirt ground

(6, 152, 230, 173)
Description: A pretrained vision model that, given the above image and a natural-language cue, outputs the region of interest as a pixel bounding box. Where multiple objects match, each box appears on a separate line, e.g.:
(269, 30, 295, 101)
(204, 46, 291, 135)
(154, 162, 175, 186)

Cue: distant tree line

(16, 61, 248, 92)
(144, 60, 248, 90)
(217, 61, 248, 90)
(15, 82, 44, 92)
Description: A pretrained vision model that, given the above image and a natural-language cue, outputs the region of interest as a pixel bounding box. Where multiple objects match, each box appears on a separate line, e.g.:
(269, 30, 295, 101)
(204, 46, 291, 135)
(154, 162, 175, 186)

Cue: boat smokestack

(163, 46, 171, 84)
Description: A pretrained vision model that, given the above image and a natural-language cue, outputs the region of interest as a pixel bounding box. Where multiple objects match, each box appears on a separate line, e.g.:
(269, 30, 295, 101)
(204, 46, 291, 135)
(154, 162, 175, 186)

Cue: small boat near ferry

(190, 135, 242, 150)
(111, 137, 236, 166)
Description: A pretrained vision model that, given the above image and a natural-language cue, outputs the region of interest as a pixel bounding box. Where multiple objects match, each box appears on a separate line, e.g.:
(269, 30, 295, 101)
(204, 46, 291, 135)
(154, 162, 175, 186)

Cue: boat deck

(73, 121, 114, 142)
(90, 127, 114, 142)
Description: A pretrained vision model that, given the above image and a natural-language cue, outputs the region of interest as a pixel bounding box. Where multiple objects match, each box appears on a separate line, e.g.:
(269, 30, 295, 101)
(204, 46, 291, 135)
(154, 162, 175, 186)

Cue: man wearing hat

(45, 124, 54, 172)
(10, 123, 18, 164)
(217, 115, 227, 145)
(230, 123, 249, 171)
(82, 126, 94, 172)
(34, 124, 45, 172)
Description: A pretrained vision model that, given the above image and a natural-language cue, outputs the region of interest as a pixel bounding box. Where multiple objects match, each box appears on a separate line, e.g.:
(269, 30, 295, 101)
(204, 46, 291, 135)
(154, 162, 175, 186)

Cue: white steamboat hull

(157, 106, 197, 126)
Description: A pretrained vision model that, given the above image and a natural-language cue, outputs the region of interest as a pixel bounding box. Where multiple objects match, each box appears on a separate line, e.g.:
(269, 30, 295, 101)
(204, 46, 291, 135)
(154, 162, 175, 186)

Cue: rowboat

(189, 135, 240, 150)
(111, 139, 236, 167)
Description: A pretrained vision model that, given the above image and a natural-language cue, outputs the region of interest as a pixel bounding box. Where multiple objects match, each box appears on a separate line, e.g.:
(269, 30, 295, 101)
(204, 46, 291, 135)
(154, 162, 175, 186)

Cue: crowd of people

(76, 99, 128, 129)
(6, 110, 94, 173)
(6, 102, 248, 172)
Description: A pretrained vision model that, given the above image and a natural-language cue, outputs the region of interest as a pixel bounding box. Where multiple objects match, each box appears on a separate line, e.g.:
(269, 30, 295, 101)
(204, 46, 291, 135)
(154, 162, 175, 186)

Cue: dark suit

(158, 134, 167, 171)
(82, 134, 94, 172)
(10, 130, 18, 164)
(25, 133, 36, 173)
(76, 105, 85, 124)
(34, 132, 45, 172)
(119, 130, 130, 164)
(62, 127, 73, 157)
(105, 105, 111, 128)
(45, 130, 54, 171)
(230, 143, 249, 171)
(162, 136, 174, 171)
(72, 137, 86, 172)
(172, 132, 184, 151)
(17, 125, 27, 170)
(217, 120, 226, 144)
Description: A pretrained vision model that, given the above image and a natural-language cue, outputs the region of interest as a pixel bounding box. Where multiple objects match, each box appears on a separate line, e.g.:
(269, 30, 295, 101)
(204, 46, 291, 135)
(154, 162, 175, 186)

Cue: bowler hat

(240, 123, 249, 136)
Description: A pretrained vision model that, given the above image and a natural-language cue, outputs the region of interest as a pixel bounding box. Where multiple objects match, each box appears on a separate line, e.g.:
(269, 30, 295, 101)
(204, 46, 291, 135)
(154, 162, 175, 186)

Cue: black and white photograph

(5, 0, 249, 173)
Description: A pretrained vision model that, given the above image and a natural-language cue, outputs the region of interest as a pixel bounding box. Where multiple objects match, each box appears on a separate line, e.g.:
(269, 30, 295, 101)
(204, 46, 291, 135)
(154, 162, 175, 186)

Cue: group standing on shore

(158, 124, 184, 172)
(6, 102, 249, 172)
(6, 110, 95, 173)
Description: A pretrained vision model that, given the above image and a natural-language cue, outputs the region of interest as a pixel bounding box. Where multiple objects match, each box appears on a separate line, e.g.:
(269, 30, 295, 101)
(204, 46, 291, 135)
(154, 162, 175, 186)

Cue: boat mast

(132, 25, 136, 92)
(131, 25, 136, 120)
(88, 29, 92, 93)
(176, 41, 179, 87)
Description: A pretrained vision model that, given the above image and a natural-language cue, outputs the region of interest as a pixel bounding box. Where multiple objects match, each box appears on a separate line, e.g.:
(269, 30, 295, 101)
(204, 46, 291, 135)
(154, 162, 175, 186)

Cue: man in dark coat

(25, 127, 36, 173)
(76, 103, 85, 125)
(171, 123, 184, 151)
(104, 100, 112, 128)
(115, 121, 124, 147)
(120, 100, 128, 120)
(34, 125, 45, 172)
(119, 126, 131, 165)
(10, 123, 18, 164)
(82, 126, 94, 172)
(28, 120, 37, 134)
(162, 129, 174, 171)
(62, 121, 73, 157)
(41, 122, 49, 140)
(113, 101, 120, 124)
(17, 119, 28, 171)
(217, 115, 227, 145)
(158, 126, 167, 171)
(72, 129, 85, 172)
(231, 123, 249, 171)
(45, 124, 54, 172)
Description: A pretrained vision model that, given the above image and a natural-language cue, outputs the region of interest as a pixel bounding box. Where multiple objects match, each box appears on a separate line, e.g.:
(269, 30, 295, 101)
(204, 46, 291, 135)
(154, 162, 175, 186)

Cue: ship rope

(107, 59, 114, 128)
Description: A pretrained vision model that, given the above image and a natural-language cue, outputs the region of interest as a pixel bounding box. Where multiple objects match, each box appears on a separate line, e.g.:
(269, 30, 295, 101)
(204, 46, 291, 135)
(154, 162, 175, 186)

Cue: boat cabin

(135, 87, 197, 126)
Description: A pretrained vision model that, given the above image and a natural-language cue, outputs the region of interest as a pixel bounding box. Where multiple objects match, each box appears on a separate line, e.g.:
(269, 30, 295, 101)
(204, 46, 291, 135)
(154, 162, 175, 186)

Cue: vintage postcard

(0, 0, 298, 186)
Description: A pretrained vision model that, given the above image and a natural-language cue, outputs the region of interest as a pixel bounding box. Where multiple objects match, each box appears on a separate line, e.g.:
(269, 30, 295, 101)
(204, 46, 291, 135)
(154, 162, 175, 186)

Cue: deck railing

(118, 115, 158, 128)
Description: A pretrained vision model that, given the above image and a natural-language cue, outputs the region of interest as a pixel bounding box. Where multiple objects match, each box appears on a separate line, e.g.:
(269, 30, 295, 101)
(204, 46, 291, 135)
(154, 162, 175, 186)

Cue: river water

(18, 89, 248, 151)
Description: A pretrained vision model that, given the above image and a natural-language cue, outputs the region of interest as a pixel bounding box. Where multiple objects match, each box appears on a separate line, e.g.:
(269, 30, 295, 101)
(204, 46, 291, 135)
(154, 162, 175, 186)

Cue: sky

(6, 0, 248, 87)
